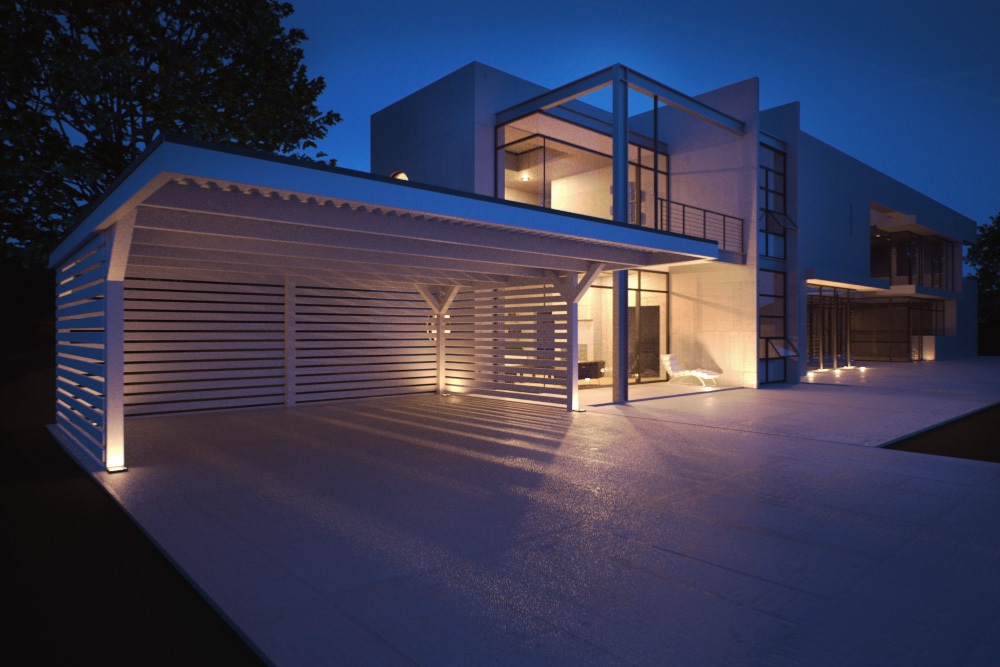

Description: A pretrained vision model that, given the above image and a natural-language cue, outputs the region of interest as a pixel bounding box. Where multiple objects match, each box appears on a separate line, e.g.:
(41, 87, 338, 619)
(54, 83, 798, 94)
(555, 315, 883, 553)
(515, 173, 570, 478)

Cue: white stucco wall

(371, 62, 546, 196)
(663, 78, 761, 387)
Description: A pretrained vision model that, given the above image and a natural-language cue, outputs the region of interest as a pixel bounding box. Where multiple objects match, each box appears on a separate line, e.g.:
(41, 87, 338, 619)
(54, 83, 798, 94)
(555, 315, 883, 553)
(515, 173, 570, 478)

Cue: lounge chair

(661, 354, 720, 386)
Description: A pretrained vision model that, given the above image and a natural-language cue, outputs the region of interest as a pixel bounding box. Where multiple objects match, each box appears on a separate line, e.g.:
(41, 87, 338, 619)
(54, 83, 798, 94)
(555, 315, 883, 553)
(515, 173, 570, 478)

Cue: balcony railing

(657, 199, 744, 254)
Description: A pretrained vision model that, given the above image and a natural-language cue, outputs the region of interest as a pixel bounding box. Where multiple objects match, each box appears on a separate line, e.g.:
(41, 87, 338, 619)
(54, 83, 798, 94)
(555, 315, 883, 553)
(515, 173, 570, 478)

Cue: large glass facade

(758, 144, 794, 259)
(758, 269, 796, 383)
(806, 286, 854, 369)
(870, 228, 954, 291)
(496, 113, 668, 228)
(850, 297, 945, 361)
(577, 270, 669, 388)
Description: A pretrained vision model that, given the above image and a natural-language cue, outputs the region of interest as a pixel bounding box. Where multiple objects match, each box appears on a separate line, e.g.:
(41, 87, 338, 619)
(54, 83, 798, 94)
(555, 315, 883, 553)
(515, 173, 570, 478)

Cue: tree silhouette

(1, 0, 340, 265)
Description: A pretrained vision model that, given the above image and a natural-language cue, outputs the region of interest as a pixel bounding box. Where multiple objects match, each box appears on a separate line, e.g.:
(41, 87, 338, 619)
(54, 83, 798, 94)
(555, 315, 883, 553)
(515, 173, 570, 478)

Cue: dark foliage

(1, 0, 340, 266)
(966, 212, 1000, 354)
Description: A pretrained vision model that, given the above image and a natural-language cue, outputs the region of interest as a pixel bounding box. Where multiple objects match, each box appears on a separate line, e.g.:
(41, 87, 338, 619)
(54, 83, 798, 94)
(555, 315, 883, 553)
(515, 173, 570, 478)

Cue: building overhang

(804, 268, 888, 292)
(50, 135, 719, 287)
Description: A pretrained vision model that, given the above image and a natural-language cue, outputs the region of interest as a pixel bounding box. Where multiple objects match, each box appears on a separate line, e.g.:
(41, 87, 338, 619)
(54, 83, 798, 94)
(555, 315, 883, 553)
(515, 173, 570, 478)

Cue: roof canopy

(51, 135, 719, 288)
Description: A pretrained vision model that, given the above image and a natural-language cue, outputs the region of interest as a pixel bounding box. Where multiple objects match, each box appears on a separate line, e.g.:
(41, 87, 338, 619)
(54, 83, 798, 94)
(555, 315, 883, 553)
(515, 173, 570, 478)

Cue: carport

(49, 134, 717, 472)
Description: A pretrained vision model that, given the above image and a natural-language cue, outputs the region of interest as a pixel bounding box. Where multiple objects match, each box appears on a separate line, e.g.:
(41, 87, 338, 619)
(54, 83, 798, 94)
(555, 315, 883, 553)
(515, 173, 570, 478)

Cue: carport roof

(50, 134, 719, 288)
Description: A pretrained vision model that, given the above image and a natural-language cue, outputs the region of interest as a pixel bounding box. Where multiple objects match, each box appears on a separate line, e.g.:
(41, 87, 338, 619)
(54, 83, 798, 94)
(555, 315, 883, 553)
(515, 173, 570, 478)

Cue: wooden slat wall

(123, 277, 287, 415)
(116, 270, 567, 416)
(292, 284, 437, 403)
(445, 284, 569, 406)
(55, 234, 109, 460)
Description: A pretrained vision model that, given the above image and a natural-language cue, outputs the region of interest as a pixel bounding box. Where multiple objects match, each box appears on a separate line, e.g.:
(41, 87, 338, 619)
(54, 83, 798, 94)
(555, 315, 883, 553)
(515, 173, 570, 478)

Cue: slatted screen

(292, 284, 438, 403)
(445, 284, 569, 406)
(55, 234, 109, 460)
(123, 277, 287, 415)
(118, 272, 567, 415)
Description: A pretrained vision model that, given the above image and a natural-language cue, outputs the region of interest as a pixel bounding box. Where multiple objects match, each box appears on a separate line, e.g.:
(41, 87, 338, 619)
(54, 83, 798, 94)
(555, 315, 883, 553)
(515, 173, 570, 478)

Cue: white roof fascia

(51, 138, 719, 268)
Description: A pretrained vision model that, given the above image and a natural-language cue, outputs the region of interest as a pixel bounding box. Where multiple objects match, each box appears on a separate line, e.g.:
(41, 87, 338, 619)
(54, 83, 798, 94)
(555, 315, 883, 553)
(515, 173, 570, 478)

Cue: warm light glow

(520, 173, 531, 182)
(807, 371, 815, 378)
(391, 171, 409, 181)
(860, 366, 867, 372)
(834, 369, 841, 375)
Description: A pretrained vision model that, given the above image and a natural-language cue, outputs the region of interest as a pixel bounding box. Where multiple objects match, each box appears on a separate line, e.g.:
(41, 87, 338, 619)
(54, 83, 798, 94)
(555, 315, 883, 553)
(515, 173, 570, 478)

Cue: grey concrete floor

(79, 359, 1000, 665)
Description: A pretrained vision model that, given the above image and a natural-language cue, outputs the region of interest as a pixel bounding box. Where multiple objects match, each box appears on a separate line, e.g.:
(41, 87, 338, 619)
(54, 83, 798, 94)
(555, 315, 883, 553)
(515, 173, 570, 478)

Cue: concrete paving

(77, 359, 1000, 665)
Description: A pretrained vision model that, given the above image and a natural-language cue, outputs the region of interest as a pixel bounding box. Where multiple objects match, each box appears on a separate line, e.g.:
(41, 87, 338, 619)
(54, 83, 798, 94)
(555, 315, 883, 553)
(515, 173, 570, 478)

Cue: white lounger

(661, 354, 720, 386)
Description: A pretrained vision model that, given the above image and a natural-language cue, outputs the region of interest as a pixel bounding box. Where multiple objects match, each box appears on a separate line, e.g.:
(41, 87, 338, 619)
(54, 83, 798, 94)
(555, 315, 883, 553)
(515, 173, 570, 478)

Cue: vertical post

(653, 95, 659, 230)
(437, 311, 448, 395)
(612, 65, 630, 404)
(566, 274, 579, 412)
(284, 277, 296, 406)
(817, 287, 826, 370)
(830, 289, 840, 370)
(845, 290, 853, 366)
(104, 279, 126, 472)
(612, 270, 629, 403)
(612, 64, 629, 225)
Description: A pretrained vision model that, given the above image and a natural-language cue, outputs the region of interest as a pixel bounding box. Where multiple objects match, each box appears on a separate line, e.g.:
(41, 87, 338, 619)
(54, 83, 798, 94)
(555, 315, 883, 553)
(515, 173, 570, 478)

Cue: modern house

(49, 62, 978, 472)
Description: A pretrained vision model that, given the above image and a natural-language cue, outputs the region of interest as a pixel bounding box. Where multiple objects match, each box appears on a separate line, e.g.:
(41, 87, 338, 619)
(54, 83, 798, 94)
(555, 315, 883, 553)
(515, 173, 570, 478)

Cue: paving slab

(76, 359, 1000, 665)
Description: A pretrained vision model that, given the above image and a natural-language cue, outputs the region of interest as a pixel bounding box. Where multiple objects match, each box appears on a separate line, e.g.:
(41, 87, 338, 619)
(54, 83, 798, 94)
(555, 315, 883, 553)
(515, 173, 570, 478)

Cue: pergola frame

(49, 135, 718, 472)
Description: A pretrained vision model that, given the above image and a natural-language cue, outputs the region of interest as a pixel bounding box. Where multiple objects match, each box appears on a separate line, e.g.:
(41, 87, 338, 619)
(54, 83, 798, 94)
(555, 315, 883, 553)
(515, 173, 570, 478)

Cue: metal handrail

(657, 199, 744, 253)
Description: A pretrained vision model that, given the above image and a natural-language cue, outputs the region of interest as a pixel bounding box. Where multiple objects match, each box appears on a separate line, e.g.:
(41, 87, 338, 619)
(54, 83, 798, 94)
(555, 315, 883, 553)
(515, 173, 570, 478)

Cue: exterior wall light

(391, 171, 409, 181)
(520, 173, 531, 182)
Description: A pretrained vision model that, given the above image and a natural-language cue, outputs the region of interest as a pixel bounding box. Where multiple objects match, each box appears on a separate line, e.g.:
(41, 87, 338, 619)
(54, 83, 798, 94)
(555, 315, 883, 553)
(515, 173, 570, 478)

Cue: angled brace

(546, 262, 606, 304)
(415, 284, 460, 315)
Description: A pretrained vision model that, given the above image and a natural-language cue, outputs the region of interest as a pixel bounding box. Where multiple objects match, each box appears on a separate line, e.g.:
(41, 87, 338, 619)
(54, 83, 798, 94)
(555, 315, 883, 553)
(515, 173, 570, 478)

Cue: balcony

(659, 199, 744, 254)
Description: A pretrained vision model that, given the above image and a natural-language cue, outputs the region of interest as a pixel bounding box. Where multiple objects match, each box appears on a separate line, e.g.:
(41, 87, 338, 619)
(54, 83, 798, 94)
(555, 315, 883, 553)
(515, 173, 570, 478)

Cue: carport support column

(415, 285, 460, 396)
(567, 275, 580, 412)
(104, 217, 133, 473)
(612, 271, 629, 403)
(437, 311, 448, 394)
(611, 65, 629, 405)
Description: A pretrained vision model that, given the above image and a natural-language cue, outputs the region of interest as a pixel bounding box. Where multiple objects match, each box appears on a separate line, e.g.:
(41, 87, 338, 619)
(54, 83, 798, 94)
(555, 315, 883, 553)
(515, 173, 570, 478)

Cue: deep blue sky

(288, 0, 999, 228)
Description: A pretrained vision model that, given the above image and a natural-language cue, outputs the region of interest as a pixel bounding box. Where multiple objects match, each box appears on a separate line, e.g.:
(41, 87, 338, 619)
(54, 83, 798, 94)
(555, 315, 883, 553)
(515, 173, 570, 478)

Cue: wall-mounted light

(391, 171, 409, 181)
(520, 173, 531, 182)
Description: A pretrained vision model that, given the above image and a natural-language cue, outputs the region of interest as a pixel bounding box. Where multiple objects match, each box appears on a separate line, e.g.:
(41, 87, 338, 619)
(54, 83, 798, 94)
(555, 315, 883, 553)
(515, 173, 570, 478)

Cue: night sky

(288, 0, 999, 229)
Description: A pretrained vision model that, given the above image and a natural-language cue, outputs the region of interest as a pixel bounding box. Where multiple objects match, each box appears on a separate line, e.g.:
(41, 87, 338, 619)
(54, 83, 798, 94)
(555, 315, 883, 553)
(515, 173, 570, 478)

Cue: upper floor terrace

(492, 65, 750, 256)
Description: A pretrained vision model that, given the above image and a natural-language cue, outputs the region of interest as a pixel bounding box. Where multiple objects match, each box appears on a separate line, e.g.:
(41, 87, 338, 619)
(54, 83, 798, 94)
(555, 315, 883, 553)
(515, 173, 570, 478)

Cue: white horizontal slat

(125, 310, 284, 322)
(56, 369, 105, 394)
(57, 264, 105, 296)
(57, 281, 106, 307)
(57, 300, 107, 319)
(123, 288, 284, 304)
(296, 362, 437, 376)
(56, 400, 105, 442)
(57, 315, 106, 330)
(125, 299, 282, 313)
(296, 340, 436, 352)
(125, 340, 284, 352)
(125, 349, 282, 362)
(123, 358, 283, 373)
(57, 343, 105, 362)
(296, 369, 437, 387)
(125, 279, 284, 295)
(56, 331, 105, 344)
(56, 411, 104, 452)
(126, 375, 284, 394)
(125, 385, 284, 405)
(295, 305, 431, 317)
(296, 331, 437, 342)
(124, 320, 284, 332)
(125, 367, 284, 384)
(57, 356, 106, 377)
(125, 395, 284, 416)
(58, 238, 106, 279)
(124, 331, 285, 342)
